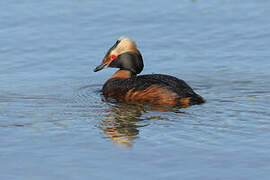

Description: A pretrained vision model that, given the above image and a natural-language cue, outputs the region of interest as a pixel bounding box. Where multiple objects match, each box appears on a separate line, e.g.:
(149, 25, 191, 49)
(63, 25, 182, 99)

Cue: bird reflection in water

(98, 103, 173, 148)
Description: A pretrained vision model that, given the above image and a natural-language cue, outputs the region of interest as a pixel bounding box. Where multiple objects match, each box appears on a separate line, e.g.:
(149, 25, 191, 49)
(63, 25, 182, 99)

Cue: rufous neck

(110, 70, 135, 79)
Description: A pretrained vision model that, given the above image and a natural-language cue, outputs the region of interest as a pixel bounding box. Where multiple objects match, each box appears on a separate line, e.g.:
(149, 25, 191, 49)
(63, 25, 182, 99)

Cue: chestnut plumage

(93, 37, 205, 107)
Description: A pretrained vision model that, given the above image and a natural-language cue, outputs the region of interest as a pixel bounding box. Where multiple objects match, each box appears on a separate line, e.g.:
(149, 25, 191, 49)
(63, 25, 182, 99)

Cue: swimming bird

(94, 37, 205, 107)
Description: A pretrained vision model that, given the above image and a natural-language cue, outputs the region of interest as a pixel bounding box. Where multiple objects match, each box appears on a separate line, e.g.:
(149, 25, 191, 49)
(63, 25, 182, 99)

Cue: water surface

(1, 0, 270, 179)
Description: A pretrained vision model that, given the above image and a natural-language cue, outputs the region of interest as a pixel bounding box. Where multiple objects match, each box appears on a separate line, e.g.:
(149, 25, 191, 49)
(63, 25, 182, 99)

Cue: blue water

(1, 0, 270, 179)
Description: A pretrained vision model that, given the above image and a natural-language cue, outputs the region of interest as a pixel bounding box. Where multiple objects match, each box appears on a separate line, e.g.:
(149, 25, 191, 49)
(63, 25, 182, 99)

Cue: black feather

(103, 74, 205, 104)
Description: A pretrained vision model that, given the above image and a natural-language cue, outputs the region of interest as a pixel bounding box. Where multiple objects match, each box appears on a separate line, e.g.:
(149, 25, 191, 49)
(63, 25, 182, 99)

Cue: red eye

(111, 55, 116, 60)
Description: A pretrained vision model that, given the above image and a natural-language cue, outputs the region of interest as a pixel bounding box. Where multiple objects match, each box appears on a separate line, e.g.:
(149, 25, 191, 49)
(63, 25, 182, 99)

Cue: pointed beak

(93, 62, 108, 72)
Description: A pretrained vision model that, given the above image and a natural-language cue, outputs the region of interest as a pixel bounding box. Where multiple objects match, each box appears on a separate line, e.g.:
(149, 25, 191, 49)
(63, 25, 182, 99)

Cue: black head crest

(109, 52, 144, 75)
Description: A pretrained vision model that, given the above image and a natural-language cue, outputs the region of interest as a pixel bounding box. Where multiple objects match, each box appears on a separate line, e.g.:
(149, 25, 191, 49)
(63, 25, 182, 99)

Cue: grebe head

(94, 37, 144, 75)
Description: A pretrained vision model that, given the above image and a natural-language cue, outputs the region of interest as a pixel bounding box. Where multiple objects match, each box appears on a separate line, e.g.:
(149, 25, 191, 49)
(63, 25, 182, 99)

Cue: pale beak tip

(93, 63, 108, 72)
